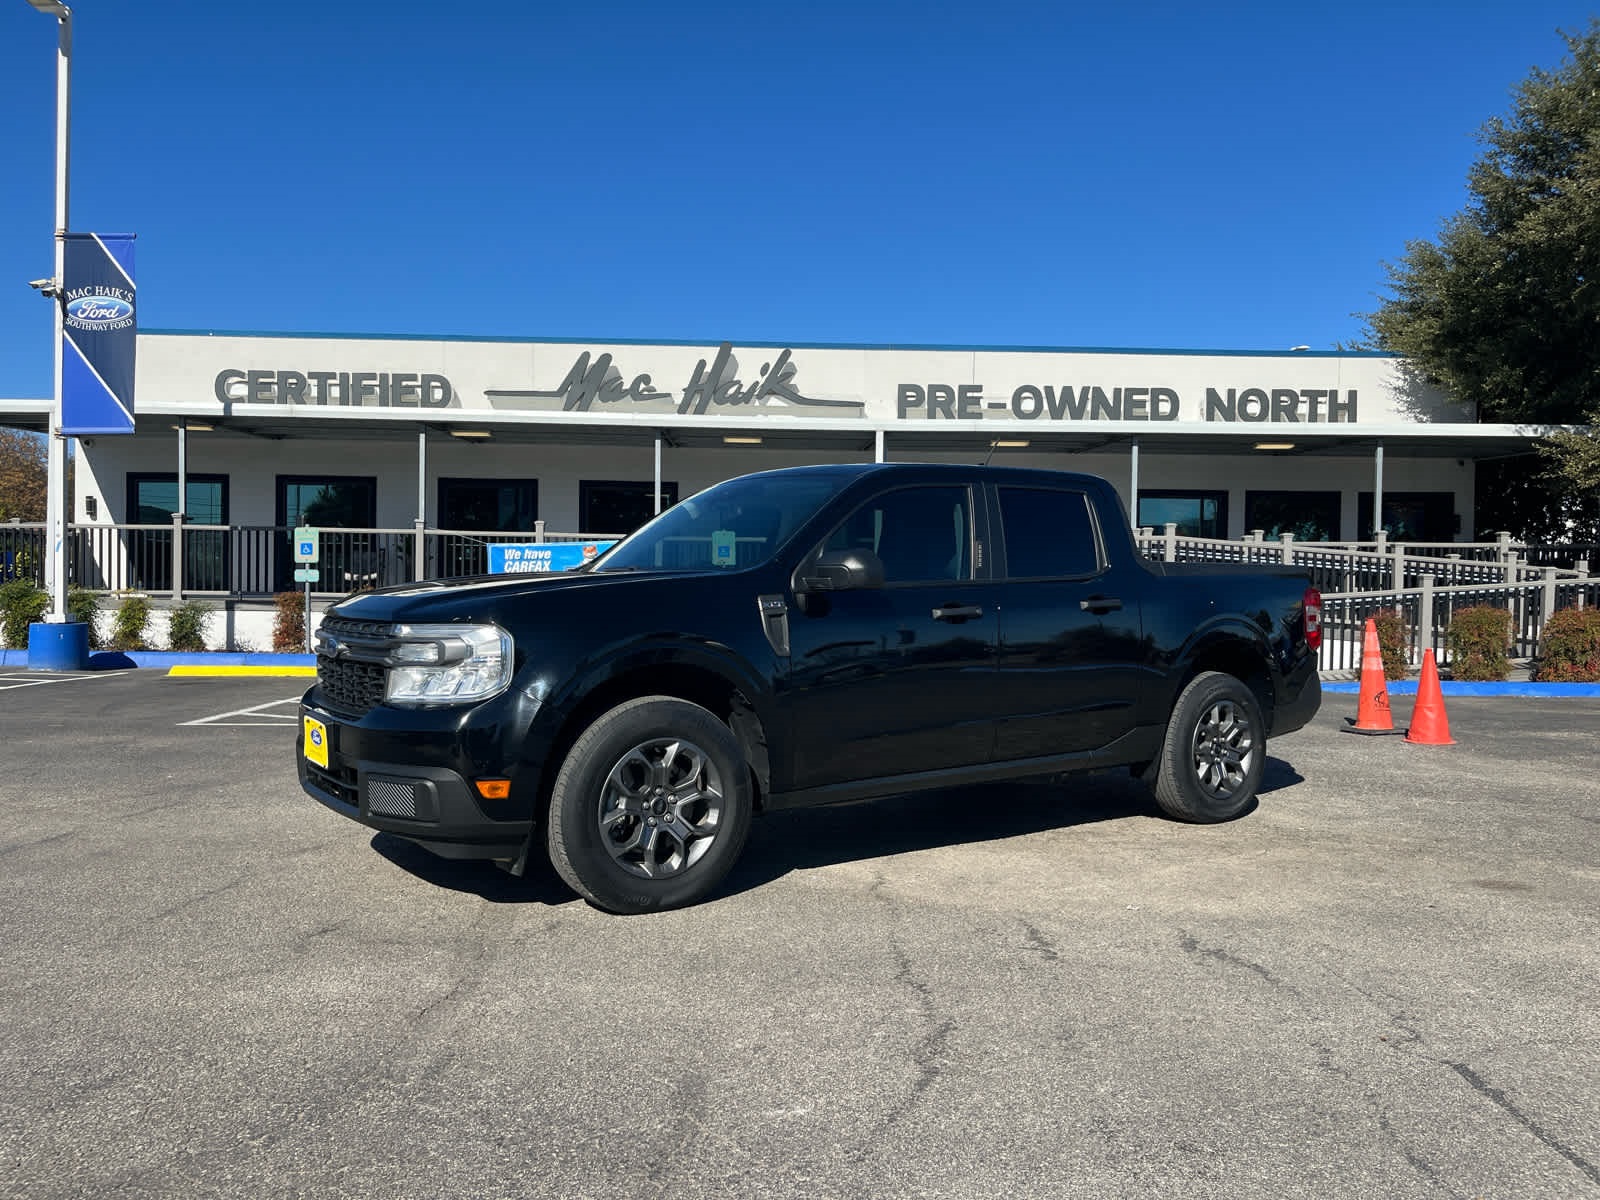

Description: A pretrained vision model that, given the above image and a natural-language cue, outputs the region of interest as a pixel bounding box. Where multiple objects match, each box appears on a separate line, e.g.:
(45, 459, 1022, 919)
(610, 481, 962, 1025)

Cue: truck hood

(326, 568, 728, 624)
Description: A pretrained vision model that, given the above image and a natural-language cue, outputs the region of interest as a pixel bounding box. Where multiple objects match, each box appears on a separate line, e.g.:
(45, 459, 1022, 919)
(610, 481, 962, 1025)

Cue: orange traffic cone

(1341, 617, 1401, 735)
(1405, 648, 1456, 745)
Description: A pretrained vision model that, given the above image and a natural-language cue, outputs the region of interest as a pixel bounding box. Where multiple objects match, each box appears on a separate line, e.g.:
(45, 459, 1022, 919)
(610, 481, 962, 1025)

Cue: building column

(414, 426, 427, 582)
(173, 420, 188, 599)
(1129, 441, 1140, 524)
(654, 433, 664, 515)
(875, 429, 886, 463)
(1373, 442, 1385, 539)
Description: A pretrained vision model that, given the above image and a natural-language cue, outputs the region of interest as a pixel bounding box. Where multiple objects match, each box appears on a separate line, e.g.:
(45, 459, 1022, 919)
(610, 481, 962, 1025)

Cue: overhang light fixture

(722, 435, 763, 445)
(1254, 442, 1296, 451)
(172, 421, 214, 432)
(990, 439, 1031, 449)
(450, 429, 493, 439)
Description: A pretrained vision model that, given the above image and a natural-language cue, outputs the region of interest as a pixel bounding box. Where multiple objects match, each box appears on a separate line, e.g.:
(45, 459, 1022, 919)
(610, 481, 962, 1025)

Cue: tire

(547, 696, 753, 914)
(1151, 671, 1265, 824)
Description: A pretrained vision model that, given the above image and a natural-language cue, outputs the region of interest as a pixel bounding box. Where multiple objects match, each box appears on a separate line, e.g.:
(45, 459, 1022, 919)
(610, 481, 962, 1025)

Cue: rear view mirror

(799, 548, 885, 592)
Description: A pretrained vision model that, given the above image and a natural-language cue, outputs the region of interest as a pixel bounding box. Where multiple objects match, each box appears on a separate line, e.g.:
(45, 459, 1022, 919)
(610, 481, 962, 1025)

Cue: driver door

(780, 482, 1000, 792)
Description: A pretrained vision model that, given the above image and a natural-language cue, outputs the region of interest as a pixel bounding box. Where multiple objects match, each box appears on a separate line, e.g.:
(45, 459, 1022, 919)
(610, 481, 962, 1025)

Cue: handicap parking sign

(293, 527, 320, 564)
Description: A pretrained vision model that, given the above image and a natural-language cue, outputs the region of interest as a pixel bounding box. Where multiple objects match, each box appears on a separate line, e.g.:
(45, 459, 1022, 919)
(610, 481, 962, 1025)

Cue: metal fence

(1133, 524, 1597, 674)
(0, 521, 620, 597)
(7, 519, 1597, 673)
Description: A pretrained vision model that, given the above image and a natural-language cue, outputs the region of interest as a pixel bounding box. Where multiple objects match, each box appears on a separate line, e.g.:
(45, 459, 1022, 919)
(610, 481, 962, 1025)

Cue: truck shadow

(722, 755, 1304, 899)
(367, 755, 1304, 906)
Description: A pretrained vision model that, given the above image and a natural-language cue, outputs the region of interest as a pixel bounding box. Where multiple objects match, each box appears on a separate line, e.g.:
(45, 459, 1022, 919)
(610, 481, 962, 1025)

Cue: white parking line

(179, 697, 304, 727)
(0, 671, 132, 691)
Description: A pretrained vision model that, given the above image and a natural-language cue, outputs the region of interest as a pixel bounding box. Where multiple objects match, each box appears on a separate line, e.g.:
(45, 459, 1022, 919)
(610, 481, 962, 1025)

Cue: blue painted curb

(0, 649, 316, 669)
(1322, 681, 1600, 697)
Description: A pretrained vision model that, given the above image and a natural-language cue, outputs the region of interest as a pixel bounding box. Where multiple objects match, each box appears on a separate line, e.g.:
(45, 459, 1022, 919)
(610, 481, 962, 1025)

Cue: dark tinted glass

(826, 486, 970, 583)
(999, 487, 1099, 578)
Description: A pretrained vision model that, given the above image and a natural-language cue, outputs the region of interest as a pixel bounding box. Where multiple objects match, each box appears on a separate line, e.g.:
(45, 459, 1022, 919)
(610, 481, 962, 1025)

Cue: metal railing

(1316, 576, 1600, 674)
(1134, 525, 1594, 595)
(0, 520, 621, 598)
(1129, 524, 1597, 673)
(7, 519, 1597, 674)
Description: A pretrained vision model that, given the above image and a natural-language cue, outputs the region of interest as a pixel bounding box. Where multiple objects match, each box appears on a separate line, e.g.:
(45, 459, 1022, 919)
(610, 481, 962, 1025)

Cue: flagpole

(28, 0, 73, 622)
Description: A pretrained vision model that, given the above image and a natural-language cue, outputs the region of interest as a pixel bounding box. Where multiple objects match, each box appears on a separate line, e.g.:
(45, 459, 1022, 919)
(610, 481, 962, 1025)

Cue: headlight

(384, 623, 513, 707)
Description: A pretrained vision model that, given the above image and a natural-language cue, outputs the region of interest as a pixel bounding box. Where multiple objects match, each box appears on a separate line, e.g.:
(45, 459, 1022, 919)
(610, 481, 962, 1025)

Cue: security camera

(28, 278, 58, 296)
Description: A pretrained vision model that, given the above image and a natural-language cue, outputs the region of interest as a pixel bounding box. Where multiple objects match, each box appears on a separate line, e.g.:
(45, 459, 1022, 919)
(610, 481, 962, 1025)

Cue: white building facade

(2, 329, 1559, 608)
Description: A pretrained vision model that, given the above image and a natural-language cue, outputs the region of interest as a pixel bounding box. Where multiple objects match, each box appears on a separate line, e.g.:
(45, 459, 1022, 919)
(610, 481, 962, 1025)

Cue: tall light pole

(25, 0, 72, 623)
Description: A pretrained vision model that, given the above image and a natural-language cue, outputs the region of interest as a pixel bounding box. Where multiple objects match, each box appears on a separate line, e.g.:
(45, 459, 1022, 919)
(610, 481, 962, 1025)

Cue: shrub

(1445, 605, 1513, 681)
(1371, 608, 1410, 680)
(67, 587, 104, 650)
(167, 599, 214, 653)
(1533, 607, 1600, 682)
(0, 578, 49, 648)
(110, 593, 152, 652)
(273, 591, 307, 653)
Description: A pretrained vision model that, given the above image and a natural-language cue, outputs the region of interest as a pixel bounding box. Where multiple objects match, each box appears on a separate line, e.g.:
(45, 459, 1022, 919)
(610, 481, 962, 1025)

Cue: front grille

(318, 657, 386, 716)
(315, 616, 396, 717)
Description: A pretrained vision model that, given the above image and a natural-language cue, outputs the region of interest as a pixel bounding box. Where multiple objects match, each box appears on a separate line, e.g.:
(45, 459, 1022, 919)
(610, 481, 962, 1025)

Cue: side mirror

(799, 548, 885, 592)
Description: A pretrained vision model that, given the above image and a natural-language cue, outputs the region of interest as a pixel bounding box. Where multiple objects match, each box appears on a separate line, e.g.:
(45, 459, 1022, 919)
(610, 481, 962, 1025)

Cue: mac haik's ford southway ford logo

(65, 288, 135, 332)
(486, 342, 864, 416)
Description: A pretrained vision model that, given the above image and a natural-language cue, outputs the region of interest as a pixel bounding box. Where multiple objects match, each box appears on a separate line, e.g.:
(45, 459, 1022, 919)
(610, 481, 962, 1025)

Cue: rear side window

(998, 487, 1100, 579)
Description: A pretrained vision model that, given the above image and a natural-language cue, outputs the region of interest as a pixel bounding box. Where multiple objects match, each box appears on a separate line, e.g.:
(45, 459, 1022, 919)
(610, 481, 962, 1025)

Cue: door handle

(932, 604, 985, 622)
(1079, 595, 1123, 614)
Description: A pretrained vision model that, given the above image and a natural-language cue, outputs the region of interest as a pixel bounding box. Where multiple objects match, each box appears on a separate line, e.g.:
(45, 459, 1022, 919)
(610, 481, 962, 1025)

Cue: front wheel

(1152, 671, 1265, 823)
(547, 696, 753, 914)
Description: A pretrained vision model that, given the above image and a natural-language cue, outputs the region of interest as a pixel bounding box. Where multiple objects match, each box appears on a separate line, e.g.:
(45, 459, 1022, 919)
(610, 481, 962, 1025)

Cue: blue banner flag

(61, 232, 137, 435)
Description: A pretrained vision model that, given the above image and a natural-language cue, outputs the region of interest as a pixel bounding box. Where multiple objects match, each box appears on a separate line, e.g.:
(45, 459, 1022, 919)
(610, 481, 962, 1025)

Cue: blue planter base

(28, 622, 91, 671)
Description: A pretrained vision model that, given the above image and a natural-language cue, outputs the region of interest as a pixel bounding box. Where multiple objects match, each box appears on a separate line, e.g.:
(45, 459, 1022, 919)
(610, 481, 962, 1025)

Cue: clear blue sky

(1, 0, 1593, 401)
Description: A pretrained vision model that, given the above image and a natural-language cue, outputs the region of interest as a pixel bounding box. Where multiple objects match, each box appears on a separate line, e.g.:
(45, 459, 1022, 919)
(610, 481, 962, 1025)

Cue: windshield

(591, 471, 852, 573)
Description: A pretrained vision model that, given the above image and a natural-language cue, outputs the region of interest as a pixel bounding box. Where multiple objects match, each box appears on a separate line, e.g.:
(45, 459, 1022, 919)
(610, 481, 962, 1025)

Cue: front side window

(998, 487, 1099, 578)
(593, 471, 852, 572)
(823, 485, 971, 584)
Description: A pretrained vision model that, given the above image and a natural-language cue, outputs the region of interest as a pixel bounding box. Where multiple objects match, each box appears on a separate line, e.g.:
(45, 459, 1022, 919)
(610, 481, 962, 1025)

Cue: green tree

(1365, 21, 1600, 541)
(0, 428, 47, 522)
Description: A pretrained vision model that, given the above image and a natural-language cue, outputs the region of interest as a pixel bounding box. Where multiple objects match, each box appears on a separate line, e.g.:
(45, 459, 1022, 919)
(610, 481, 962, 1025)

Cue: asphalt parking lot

(1, 670, 1597, 1200)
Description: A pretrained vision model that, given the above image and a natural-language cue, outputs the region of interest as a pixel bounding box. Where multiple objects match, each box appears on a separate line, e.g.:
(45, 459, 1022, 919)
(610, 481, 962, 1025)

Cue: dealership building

(0, 329, 1560, 602)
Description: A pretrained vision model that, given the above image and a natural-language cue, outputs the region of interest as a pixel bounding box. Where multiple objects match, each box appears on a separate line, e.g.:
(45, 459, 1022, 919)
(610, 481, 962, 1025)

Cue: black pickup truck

(298, 463, 1321, 913)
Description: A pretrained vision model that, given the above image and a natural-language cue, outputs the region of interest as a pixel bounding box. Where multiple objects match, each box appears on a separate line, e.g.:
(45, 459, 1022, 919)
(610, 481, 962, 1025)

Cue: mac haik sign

(486, 342, 866, 417)
(171, 336, 1440, 425)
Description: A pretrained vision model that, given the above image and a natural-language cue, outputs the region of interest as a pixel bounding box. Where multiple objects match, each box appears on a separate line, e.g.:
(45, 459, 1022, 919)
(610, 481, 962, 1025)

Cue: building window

(438, 478, 538, 532)
(1245, 491, 1341, 541)
(1137, 490, 1228, 538)
(580, 480, 679, 535)
(1357, 492, 1457, 542)
(998, 487, 1100, 578)
(437, 478, 539, 576)
(125, 474, 229, 592)
(276, 475, 379, 591)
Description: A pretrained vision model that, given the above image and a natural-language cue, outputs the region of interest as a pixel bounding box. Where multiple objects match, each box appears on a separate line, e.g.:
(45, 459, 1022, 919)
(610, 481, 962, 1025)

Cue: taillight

(1303, 586, 1323, 650)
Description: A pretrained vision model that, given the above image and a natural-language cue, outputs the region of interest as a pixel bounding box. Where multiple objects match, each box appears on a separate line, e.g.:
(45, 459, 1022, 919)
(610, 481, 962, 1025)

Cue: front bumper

(298, 697, 535, 860)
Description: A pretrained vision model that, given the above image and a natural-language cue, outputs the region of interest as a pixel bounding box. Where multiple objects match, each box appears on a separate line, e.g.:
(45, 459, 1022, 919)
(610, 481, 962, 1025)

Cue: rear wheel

(1152, 671, 1265, 823)
(547, 696, 753, 914)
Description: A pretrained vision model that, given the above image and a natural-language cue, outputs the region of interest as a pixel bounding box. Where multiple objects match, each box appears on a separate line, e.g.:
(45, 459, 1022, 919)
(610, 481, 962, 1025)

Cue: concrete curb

(0, 649, 316, 671)
(1321, 680, 1600, 697)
